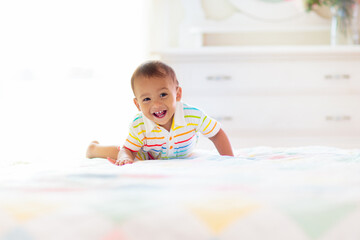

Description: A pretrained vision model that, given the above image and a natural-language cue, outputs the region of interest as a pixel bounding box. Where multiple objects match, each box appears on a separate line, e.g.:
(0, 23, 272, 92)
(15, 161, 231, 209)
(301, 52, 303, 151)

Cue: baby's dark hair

(131, 60, 179, 93)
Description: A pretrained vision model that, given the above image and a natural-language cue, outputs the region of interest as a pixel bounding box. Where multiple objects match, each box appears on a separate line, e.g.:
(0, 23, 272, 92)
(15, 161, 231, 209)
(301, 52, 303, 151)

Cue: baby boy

(86, 60, 233, 165)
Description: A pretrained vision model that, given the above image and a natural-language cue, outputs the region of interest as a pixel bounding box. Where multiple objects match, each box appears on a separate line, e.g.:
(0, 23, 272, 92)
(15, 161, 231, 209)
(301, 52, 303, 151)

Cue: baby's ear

(133, 98, 141, 111)
(176, 86, 182, 101)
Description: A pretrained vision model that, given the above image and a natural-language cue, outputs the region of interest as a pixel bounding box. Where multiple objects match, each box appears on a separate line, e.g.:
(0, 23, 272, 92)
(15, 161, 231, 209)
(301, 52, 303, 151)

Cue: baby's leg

(86, 141, 119, 159)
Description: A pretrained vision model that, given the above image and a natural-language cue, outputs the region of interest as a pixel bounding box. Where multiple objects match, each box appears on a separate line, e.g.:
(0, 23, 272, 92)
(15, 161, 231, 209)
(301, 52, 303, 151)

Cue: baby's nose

(153, 99, 162, 106)
(152, 100, 163, 109)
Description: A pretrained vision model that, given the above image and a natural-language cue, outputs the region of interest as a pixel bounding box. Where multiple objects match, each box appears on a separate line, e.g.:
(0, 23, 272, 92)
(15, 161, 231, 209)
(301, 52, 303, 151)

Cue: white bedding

(1, 146, 360, 240)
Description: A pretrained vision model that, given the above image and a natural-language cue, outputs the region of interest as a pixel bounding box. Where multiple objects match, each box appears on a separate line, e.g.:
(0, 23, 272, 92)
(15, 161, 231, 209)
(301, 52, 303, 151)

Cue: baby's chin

(154, 118, 171, 126)
(154, 116, 174, 129)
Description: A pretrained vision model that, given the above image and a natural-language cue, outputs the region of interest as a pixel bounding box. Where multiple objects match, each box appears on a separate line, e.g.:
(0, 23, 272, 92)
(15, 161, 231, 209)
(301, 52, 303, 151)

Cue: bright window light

(0, 0, 149, 166)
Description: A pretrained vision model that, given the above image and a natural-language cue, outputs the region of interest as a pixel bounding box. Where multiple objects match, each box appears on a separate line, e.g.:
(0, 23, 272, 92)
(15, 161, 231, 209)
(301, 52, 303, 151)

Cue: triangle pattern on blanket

(285, 202, 357, 239)
(3, 227, 34, 240)
(94, 199, 161, 224)
(101, 229, 127, 240)
(188, 199, 259, 235)
(1, 201, 59, 222)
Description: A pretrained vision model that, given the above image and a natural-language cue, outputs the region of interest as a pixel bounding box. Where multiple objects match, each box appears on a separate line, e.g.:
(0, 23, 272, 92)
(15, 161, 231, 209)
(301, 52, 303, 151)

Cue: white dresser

(154, 46, 360, 148)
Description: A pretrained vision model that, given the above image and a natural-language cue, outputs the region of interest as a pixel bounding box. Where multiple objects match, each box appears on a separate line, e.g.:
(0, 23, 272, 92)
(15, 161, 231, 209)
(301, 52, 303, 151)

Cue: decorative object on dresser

(305, 0, 360, 45)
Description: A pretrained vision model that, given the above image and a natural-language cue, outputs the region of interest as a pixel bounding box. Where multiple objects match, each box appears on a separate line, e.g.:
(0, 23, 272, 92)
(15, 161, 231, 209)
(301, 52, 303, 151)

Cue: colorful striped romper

(123, 102, 221, 160)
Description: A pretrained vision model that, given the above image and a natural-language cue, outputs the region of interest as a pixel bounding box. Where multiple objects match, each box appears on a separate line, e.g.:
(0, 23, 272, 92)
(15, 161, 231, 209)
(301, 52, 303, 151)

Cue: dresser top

(153, 46, 360, 61)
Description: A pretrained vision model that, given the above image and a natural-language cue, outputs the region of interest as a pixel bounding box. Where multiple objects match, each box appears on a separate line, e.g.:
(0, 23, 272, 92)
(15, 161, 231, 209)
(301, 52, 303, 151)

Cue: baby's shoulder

(129, 113, 145, 128)
(182, 103, 203, 114)
(182, 103, 205, 124)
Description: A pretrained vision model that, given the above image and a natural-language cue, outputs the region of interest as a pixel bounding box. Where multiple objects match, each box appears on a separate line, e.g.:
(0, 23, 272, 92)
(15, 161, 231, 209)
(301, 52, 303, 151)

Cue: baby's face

(133, 75, 182, 131)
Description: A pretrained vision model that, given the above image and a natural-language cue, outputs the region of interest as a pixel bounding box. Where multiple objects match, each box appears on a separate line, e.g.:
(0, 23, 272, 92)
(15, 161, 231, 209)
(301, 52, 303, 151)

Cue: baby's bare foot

(86, 141, 99, 158)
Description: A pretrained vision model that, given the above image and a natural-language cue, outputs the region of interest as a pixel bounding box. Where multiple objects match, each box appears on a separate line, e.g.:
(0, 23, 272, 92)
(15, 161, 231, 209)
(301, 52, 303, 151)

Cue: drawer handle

(325, 115, 351, 121)
(215, 116, 233, 122)
(324, 74, 350, 80)
(206, 75, 232, 81)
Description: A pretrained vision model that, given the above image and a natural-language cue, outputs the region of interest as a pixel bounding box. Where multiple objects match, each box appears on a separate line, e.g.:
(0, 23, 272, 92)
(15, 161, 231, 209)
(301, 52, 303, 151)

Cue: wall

(148, 0, 185, 50)
(148, 0, 333, 49)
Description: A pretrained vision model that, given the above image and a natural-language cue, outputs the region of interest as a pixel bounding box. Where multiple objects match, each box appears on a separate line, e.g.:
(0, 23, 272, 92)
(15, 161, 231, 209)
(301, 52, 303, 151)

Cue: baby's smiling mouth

(153, 110, 167, 118)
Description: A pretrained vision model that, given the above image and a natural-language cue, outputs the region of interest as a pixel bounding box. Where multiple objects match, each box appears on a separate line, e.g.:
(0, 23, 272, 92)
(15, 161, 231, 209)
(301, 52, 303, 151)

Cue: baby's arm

(107, 147, 138, 166)
(86, 141, 119, 159)
(209, 128, 234, 156)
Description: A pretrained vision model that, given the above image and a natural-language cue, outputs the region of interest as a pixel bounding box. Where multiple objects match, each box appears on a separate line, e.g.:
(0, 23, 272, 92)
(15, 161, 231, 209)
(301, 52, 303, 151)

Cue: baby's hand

(107, 157, 134, 166)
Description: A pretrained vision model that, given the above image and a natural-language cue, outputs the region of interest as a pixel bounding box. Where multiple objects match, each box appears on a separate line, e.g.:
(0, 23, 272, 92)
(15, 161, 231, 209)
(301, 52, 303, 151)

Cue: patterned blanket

(1, 147, 360, 240)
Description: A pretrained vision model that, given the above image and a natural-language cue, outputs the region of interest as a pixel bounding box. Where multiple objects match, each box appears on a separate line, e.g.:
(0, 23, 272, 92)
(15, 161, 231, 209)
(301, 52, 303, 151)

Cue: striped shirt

(123, 102, 221, 160)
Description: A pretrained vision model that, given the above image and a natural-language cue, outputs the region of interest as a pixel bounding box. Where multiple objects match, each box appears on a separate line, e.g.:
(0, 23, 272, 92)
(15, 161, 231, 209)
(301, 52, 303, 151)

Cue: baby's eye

(143, 97, 151, 102)
(160, 93, 168, 98)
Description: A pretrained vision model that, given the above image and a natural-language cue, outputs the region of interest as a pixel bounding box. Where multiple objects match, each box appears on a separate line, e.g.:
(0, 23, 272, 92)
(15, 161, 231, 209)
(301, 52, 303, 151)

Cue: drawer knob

(324, 74, 350, 80)
(325, 115, 351, 121)
(206, 75, 232, 81)
(215, 116, 233, 122)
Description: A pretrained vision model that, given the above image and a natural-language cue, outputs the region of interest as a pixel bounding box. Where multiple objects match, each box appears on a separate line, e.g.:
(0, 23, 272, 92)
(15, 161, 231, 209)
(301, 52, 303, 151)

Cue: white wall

(148, 0, 185, 50)
(147, 0, 333, 49)
(0, 0, 149, 165)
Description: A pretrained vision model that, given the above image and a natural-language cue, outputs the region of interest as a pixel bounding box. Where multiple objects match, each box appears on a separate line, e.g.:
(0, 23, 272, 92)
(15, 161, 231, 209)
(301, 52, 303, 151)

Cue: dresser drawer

(186, 95, 360, 136)
(174, 61, 360, 96)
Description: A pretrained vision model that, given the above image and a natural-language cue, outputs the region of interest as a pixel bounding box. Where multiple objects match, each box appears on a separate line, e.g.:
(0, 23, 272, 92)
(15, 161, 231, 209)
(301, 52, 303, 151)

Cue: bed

(1, 146, 360, 240)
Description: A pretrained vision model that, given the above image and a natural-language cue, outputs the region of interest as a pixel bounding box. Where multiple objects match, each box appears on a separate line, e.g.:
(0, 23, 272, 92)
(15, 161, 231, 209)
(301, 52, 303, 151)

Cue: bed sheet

(1, 146, 360, 240)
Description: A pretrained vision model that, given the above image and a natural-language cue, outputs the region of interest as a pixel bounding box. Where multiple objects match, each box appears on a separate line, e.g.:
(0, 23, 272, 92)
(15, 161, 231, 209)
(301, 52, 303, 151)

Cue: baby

(86, 60, 233, 166)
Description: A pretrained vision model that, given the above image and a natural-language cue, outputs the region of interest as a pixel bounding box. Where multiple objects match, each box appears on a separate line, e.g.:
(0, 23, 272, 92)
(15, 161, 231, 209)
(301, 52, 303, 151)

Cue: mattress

(1, 146, 360, 240)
